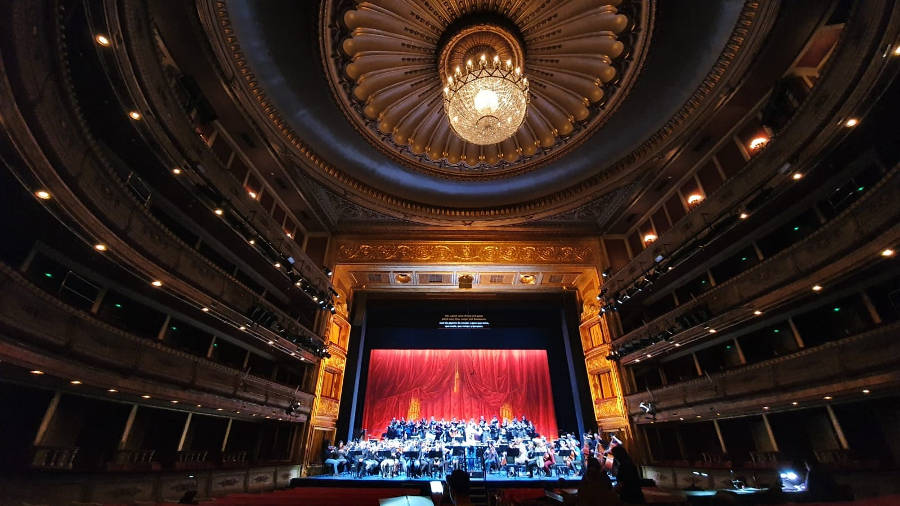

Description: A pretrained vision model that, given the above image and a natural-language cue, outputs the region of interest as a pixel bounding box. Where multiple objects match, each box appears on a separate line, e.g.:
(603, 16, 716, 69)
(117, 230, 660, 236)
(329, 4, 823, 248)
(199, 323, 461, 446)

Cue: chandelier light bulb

(473, 88, 499, 115)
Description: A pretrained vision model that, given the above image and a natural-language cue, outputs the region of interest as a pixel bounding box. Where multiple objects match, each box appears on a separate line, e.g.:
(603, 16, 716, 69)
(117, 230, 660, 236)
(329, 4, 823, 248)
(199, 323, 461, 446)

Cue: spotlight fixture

(791, 172, 803, 180)
(248, 191, 257, 199)
(674, 343, 681, 347)
(29, 370, 44, 375)
(248, 239, 255, 245)
(151, 280, 163, 287)
(753, 310, 763, 315)
(708, 328, 717, 333)
(141, 394, 151, 399)
(748, 136, 769, 151)
(824, 395, 832, 400)
(213, 208, 224, 216)
(687, 194, 704, 206)
(201, 307, 209, 312)
(128, 111, 142, 120)
(216, 408, 223, 411)
(763, 406, 769, 410)
(267, 340, 274, 345)
(881, 248, 895, 257)
(70, 380, 82, 385)
(170, 400, 179, 404)
(273, 262, 281, 268)
(95, 34, 111, 46)
(739, 212, 749, 219)
(844, 118, 859, 127)
(108, 389, 118, 393)
(643, 233, 658, 244)
(35, 190, 51, 200)
(94, 243, 108, 252)
(812, 284, 823, 292)
(171, 168, 182, 175)
(239, 325, 246, 331)
(791, 401, 798, 406)
(862, 389, 870, 394)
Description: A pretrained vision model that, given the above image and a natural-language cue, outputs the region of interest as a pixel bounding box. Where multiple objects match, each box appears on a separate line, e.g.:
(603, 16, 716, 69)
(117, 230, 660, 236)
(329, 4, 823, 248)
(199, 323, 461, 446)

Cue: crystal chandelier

(443, 54, 529, 145)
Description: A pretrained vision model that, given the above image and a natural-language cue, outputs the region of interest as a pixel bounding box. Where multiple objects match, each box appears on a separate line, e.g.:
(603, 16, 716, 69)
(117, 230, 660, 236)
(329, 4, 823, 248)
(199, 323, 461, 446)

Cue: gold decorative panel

(336, 241, 596, 265)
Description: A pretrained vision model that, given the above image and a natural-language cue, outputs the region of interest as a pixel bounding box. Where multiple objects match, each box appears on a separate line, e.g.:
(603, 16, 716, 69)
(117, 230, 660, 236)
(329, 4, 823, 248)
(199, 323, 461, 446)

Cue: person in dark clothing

(799, 457, 841, 502)
(611, 445, 645, 504)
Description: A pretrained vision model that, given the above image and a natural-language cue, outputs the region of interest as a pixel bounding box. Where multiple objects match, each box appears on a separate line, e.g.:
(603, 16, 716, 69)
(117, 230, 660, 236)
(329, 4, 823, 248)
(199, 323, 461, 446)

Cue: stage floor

(306, 470, 582, 485)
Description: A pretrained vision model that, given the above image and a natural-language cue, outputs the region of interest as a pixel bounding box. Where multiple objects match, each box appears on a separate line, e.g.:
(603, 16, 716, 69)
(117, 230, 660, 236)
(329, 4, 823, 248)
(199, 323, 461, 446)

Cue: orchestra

(323, 416, 623, 480)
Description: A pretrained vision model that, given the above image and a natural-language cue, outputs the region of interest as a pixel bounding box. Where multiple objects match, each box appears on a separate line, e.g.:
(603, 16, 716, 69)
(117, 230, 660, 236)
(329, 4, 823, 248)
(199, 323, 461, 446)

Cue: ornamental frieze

(336, 241, 596, 265)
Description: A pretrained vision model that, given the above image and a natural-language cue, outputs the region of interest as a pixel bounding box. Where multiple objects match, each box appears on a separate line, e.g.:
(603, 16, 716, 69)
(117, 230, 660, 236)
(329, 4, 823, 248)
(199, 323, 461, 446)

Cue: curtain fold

(361, 349, 558, 438)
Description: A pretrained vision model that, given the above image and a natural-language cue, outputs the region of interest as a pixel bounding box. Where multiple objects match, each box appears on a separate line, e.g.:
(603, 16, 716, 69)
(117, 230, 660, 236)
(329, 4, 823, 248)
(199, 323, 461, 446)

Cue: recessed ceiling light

(213, 208, 223, 216)
(643, 234, 658, 244)
(290, 352, 296, 356)
(634, 358, 640, 363)
(791, 401, 798, 406)
(30, 370, 44, 375)
(753, 310, 763, 315)
(812, 284, 823, 292)
(171, 168, 182, 175)
(862, 389, 870, 394)
(273, 262, 281, 268)
(267, 340, 274, 345)
(248, 191, 257, 199)
(95, 34, 111, 46)
(201, 307, 209, 312)
(687, 193, 704, 205)
(674, 343, 680, 347)
(824, 396, 832, 400)
(844, 118, 859, 127)
(895, 46, 900, 56)
(196, 404, 202, 408)
(763, 406, 769, 410)
(739, 212, 749, 219)
(881, 248, 895, 257)
(70, 380, 82, 385)
(128, 111, 142, 120)
(679, 417, 684, 421)
(94, 243, 107, 251)
(170, 400, 179, 404)
(249, 239, 255, 245)
(141, 395, 151, 399)
(217, 408, 223, 411)
(151, 280, 163, 287)
(696, 415, 701, 418)
(35, 190, 51, 200)
(748, 136, 769, 151)
(239, 325, 246, 331)
(108, 389, 118, 393)
(791, 172, 803, 180)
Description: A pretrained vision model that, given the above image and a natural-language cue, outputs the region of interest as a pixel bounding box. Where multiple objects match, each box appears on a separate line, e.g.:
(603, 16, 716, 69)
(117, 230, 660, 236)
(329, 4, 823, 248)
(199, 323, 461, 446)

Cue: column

(692, 353, 703, 376)
(221, 418, 233, 453)
(787, 317, 805, 348)
(761, 413, 779, 452)
(33, 391, 62, 446)
(732, 338, 747, 365)
(119, 404, 139, 450)
(713, 419, 727, 454)
(177, 412, 193, 452)
(825, 404, 849, 450)
(157, 314, 171, 341)
(860, 292, 882, 324)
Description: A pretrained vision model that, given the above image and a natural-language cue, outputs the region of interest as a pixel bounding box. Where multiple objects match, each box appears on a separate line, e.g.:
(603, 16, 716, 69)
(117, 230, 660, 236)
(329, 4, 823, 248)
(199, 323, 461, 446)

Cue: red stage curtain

(361, 349, 558, 438)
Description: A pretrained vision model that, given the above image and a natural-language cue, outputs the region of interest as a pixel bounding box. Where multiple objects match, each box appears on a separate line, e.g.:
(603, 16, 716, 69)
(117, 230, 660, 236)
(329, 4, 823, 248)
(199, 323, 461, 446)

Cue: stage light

(687, 193, 704, 206)
(748, 136, 769, 151)
(739, 212, 749, 219)
(95, 34, 111, 46)
(171, 168, 182, 175)
(108, 389, 118, 393)
(812, 284, 823, 292)
(643, 233, 658, 244)
(70, 380, 82, 385)
(862, 389, 870, 394)
(30, 370, 44, 375)
(35, 190, 51, 200)
(141, 395, 151, 399)
(213, 208, 223, 216)
(791, 172, 803, 180)
(94, 243, 107, 251)
(844, 118, 859, 127)
(151, 280, 163, 287)
(128, 110, 142, 120)
(881, 248, 894, 257)
(201, 307, 209, 312)
(754, 310, 763, 315)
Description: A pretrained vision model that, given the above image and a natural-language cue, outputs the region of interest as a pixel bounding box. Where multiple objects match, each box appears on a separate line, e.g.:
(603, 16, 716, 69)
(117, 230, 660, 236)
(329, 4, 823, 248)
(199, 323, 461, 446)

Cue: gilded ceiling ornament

(325, 0, 646, 177)
(335, 241, 595, 265)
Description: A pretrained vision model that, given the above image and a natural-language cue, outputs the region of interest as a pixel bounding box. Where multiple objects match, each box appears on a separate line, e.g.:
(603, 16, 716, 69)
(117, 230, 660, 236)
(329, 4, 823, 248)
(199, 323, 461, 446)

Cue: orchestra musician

(483, 441, 499, 473)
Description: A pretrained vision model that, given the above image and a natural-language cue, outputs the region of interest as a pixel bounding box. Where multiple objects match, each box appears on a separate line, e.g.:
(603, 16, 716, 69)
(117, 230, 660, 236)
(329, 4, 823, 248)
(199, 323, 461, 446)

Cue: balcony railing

(31, 446, 78, 470)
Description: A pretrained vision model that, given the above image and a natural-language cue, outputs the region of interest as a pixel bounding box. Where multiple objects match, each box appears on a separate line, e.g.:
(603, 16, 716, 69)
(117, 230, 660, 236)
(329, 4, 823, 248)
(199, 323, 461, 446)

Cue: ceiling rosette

(322, 0, 649, 178)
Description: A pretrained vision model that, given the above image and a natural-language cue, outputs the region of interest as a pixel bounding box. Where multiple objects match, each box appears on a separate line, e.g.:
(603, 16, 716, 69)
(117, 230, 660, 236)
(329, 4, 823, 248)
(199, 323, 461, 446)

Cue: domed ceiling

(210, 0, 757, 227)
